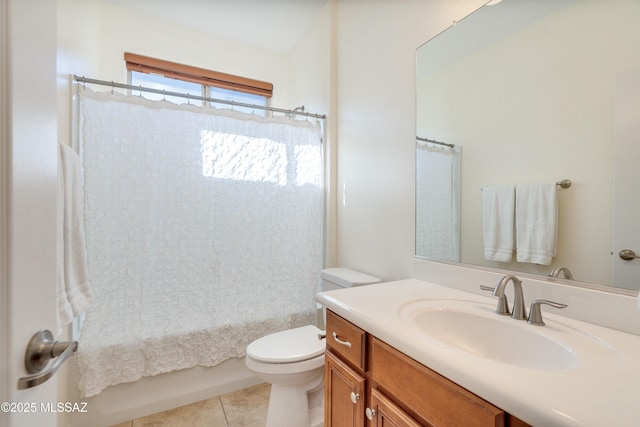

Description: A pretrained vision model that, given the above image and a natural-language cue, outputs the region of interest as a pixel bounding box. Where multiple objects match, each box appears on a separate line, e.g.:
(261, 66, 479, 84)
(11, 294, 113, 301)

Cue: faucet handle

(527, 299, 568, 326)
(479, 285, 510, 315)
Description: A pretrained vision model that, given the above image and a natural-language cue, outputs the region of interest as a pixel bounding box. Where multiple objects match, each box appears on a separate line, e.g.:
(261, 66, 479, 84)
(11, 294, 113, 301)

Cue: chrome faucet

(549, 267, 574, 280)
(492, 274, 527, 320)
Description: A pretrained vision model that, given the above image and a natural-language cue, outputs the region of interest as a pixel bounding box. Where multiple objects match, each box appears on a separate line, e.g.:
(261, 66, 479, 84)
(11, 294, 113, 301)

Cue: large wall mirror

(416, 0, 640, 293)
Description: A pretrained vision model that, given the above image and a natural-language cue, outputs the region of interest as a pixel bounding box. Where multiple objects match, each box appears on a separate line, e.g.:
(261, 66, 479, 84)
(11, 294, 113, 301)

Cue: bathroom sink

(400, 300, 576, 370)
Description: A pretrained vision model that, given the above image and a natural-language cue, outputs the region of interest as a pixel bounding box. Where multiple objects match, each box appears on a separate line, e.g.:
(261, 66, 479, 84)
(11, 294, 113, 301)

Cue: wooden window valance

(124, 52, 273, 98)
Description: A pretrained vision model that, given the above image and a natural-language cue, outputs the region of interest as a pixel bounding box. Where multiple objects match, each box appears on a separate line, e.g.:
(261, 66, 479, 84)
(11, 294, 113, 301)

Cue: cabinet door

(325, 350, 366, 427)
(369, 388, 421, 427)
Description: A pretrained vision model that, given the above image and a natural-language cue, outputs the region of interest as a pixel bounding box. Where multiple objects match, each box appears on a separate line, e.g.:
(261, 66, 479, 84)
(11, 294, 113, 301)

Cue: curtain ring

(110, 81, 114, 95)
(139, 85, 143, 97)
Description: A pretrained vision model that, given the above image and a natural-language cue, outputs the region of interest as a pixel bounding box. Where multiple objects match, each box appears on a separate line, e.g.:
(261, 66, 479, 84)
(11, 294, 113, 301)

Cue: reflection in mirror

(416, 0, 640, 292)
(415, 138, 460, 262)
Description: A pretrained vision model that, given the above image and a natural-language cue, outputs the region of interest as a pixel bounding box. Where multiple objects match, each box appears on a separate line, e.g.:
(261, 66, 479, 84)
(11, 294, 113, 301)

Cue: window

(130, 71, 202, 105)
(208, 86, 268, 115)
(125, 52, 271, 114)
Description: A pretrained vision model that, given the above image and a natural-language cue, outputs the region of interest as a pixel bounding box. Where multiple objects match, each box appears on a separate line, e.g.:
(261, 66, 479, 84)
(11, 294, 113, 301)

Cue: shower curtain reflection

(75, 88, 323, 398)
(415, 143, 461, 261)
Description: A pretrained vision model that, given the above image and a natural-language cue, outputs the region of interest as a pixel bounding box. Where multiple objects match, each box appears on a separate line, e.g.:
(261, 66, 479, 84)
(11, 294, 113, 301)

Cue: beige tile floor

(110, 383, 270, 427)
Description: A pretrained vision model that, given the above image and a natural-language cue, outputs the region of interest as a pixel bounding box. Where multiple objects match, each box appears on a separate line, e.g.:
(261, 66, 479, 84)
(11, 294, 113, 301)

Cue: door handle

(619, 249, 640, 261)
(17, 330, 78, 390)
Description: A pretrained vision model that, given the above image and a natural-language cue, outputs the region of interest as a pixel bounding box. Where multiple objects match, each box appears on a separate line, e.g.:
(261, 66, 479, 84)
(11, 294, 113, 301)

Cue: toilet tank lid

(321, 267, 381, 288)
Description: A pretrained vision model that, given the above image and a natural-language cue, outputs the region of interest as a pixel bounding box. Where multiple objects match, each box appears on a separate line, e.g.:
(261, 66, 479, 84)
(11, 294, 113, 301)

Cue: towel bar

(481, 179, 572, 191)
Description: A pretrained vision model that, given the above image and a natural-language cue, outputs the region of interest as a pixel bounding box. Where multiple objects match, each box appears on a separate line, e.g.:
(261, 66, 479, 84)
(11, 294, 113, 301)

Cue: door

(324, 351, 366, 427)
(613, 65, 640, 290)
(1, 0, 60, 426)
(368, 388, 421, 427)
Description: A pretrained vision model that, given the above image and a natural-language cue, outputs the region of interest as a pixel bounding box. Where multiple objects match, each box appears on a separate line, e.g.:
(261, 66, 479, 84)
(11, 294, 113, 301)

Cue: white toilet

(245, 268, 381, 427)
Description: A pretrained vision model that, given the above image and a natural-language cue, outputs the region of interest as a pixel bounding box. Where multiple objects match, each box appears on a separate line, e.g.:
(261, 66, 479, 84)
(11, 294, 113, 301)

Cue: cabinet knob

(350, 392, 360, 404)
(366, 407, 377, 420)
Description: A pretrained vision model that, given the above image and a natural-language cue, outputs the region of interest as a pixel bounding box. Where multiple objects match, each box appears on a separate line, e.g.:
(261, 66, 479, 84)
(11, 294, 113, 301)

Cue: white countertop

(316, 279, 640, 427)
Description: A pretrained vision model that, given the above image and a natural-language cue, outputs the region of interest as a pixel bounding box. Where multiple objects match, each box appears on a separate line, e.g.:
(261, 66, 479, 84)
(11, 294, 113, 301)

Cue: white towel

(482, 185, 515, 262)
(57, 142, 93, 331)
(515, 183, 558, 265)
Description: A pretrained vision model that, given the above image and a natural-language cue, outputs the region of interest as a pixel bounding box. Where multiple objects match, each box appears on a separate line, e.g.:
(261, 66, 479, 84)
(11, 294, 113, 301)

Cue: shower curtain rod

(73, 75, 327, 120)
(416, 136, 454, 149)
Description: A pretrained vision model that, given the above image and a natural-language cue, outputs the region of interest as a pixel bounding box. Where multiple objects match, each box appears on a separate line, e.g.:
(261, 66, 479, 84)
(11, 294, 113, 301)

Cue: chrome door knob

(619, 249, 640, 261)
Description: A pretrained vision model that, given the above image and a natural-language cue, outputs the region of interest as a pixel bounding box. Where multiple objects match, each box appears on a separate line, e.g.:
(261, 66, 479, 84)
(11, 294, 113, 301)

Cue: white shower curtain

(75, 88, 323, 397)
(415, 144, 460, 261)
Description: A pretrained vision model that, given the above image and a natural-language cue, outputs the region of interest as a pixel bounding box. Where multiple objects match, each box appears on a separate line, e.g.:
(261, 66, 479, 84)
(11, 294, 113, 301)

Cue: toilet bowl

(246, 325, 325, 427)
(245, 268, 381, 427)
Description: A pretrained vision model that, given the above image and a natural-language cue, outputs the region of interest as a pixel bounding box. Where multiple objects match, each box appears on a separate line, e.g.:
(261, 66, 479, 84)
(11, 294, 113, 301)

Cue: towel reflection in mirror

(482, 183, 557, 265)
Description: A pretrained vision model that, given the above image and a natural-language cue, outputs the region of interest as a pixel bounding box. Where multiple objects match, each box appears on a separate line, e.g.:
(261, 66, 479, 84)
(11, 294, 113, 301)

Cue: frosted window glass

(209, 86, 267, 116)
(130, 71, 202, 105)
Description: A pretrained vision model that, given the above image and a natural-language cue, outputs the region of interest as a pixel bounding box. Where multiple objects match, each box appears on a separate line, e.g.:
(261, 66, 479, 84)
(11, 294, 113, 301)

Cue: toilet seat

(246, 325, 324, 364)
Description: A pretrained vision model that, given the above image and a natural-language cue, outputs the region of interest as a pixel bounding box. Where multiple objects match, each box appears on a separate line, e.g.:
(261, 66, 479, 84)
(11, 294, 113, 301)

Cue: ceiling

(101, 0, 328, 53)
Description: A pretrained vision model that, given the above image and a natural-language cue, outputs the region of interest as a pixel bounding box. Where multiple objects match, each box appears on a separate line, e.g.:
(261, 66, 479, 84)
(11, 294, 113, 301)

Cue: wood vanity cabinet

(324, 310, 531, 427)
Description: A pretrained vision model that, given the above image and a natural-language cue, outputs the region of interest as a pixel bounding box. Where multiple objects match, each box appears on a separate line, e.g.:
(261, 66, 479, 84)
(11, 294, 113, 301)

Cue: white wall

(288, 1, 336, 266)
(57, 0, 102, 142)
(333, 0, 486, 281)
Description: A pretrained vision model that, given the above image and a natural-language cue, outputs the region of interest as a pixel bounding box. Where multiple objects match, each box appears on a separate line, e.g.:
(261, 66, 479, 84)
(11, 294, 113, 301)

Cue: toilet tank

(320, 267, 381, 292)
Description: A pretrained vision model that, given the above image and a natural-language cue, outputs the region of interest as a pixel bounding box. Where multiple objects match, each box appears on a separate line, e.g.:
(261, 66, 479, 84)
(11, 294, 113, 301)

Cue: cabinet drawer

(325, 310, 366, 372)
(370, 337, 505, 427)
